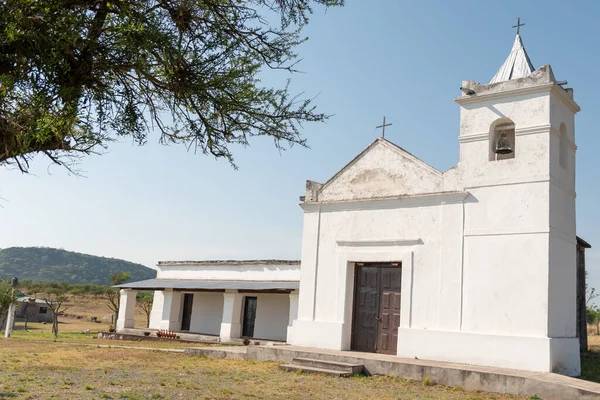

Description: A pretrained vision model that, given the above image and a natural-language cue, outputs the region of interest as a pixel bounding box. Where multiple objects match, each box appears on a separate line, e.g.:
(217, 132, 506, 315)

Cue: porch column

(220, 290, 244, 342)
(287, 290, 299, 343)
(116, 289, 137, 331)
(148, 290, 162, 329)
(159, 289, 183, 330)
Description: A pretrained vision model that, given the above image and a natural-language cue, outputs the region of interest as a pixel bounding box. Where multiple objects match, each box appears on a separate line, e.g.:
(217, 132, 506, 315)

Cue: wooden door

(351, 263, 402, 354)
(378, 267, 402, 355)
(351, 265, 380, 352)
(242, 297, 257, 338)
(181, 293, 194, 331)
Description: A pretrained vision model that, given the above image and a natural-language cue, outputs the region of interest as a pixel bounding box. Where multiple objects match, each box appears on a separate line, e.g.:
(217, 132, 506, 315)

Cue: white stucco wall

(548, 235, 577, 338)
(155, 262, 300, 281)
(252, 294, 290, 341)
(149, 290, 164, 330)
(461, 233, 549, 336)
(292, 67, 581, 376)
(292, 194, 463, 349)
(149, 289, 183, 331)
(463, 183, 549, 234)
(150, 289, 294, 342)
(189, 292, 224, 335)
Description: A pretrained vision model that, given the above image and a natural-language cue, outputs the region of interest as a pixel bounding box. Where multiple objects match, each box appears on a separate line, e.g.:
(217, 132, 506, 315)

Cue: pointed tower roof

(489, 34, 535, 84)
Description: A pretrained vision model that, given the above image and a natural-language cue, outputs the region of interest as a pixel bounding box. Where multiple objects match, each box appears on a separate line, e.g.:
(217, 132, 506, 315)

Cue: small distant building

(15, 297, 53, 323)
(116, 260, 299, 342)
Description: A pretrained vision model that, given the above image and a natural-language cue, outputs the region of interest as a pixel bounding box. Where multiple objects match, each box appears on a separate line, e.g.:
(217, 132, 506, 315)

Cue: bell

(494, 133, 513, 154)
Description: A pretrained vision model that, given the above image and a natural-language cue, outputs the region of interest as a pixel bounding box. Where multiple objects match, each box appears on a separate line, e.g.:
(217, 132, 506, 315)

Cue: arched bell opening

(489, 120, 515, 161)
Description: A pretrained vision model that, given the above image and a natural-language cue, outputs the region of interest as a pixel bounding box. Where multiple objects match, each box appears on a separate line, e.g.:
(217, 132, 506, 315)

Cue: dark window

(242, 297, 257, 338)
(181, 293, 194, 331)
(39, 307, 47, 314)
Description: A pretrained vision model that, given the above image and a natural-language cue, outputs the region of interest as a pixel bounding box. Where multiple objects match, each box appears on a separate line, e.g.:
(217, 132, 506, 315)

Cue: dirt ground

(1, 294, 530, 399)
(0, 338, 530, 400)
(0, 295, 594, 398)
(582, 334, 600, 383)
(49, 293, 149, 328)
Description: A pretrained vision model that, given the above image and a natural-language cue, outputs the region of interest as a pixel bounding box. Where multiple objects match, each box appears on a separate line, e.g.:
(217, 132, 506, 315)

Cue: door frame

(350, 262, 402, 354)
(337, 249, 414, 352)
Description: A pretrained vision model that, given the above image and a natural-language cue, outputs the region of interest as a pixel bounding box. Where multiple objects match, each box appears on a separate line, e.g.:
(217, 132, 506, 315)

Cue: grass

(7, 296, 209, 349)
(2, 294, 596, 398)
(20, 293, 148, 326)
(7, 321, 205, 349)
(581, 335, 600, 383)
(0, 339, 528, 400)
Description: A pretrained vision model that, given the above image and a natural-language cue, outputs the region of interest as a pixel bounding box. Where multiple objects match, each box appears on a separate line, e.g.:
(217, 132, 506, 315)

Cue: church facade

(116, 33, 585, 376)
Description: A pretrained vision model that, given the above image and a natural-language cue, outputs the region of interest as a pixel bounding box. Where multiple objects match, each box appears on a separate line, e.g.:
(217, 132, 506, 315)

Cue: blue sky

(2, 1, 600, 294)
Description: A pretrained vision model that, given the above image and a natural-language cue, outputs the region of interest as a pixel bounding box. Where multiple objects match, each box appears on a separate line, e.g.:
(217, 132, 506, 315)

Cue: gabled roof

(313, 138, 443, 202)
(490, 34, 535, 84)
(320, 138, 442, 191)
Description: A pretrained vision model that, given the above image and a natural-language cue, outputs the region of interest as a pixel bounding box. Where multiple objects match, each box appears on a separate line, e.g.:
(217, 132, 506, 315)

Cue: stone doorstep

(278, 364, 352, 377)
(290, 357, 364, 375)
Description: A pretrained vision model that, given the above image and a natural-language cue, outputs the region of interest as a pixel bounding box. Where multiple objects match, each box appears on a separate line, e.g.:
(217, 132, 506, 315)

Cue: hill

(0, 247, 156, 285)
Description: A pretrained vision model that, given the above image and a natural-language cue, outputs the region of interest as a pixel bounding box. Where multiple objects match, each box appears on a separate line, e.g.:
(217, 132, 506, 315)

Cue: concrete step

(291, 357, 364, 374)
(279, 364, 352, 377)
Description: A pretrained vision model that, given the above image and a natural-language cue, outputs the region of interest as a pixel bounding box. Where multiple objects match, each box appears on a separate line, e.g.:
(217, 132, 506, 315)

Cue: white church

(116, 32, 587, 376)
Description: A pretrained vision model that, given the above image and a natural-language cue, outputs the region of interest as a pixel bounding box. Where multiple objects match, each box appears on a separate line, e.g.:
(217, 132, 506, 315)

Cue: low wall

(245, 346, 600, 400)
(98, 330, 219, 343)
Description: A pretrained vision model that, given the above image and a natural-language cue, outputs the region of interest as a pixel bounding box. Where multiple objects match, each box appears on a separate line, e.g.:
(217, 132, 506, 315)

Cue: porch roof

(114, 279, 299, 291)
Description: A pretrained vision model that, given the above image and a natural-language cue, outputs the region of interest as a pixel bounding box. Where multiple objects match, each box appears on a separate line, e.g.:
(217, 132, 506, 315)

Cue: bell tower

(453, 31, 581, 375)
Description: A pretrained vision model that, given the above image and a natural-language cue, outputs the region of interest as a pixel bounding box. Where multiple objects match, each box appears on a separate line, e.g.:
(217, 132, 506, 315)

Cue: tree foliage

(0, 247, 155, 284)
(588, 306, 600, 336)
(0, 0, 343, 172)
(136, 290, 153, 328)
(40, 289, 70, 338)
(109, 272, 132, 286)
(0, 280, 17, 332)
(587, 270, 599, 307)
(18, 280, 112, 296)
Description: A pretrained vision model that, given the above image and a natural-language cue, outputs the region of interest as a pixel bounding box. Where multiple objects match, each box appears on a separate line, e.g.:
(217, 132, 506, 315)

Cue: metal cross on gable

(376, 116, 392, 138)
(513, 17, 525, 34)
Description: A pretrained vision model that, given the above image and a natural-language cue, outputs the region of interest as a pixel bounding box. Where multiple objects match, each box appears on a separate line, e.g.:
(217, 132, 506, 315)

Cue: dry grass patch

(13, 292, 149, 331)
(582, 334, 600, 383)
(8, 321, 212, 350)
(0, 339, 530, 400)
(588, 334, 600, 351)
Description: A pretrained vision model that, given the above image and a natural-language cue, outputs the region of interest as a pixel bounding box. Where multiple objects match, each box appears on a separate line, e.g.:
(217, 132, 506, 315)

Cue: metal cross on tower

(513, 17, 525, 34)
(376, 116, 392, 138)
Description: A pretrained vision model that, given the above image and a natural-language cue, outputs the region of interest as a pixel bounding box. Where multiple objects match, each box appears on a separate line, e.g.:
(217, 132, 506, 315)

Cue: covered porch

(115, 279, 299, 343)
